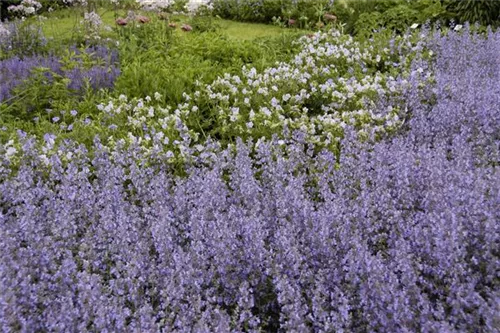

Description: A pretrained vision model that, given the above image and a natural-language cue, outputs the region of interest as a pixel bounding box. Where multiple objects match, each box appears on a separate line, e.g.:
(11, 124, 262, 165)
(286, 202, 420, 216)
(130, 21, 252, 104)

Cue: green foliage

(354, 12, 383, 38)
(339, 0, 447, 36)
(211, 0, 335, 25)
(2, 6, 297, 145)
(114, 29, 300, 105)
(2, 68, 71, 123)
(114, 19, 173, 56)
(188, 15, 221, 33)
(1, 49, 113, 125)
(38, 0, 72, 11)
(444, 0, 500, 26)
(171, 0, 189, 13)
(384, 5, 419, 32)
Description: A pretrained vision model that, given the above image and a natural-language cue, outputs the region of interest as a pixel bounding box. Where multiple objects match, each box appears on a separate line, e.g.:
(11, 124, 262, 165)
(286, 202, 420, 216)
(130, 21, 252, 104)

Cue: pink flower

(168, 23, 177, 28)
(324, 13, 337, 22)
(136, 15, 150, 24)
(181, 24, 192, 32)
(116, 18, 128, 26)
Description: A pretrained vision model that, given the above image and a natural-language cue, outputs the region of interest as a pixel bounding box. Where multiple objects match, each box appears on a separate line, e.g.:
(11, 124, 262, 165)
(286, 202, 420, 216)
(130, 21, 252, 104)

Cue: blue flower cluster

(0, 55, 61, 101)
(0, 45, 120, 103)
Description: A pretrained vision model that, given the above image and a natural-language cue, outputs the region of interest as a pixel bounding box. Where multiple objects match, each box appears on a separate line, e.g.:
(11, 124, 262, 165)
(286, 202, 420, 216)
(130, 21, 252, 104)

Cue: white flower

(148, 107, 155, 118)
(5, 147, 17, 159)
(84, 11, 102, 28)
(39, 154, 50, 165)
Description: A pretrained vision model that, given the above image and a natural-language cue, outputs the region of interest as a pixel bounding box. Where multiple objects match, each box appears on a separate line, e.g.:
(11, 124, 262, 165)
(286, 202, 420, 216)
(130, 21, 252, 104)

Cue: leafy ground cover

(0, 0, 499, 332)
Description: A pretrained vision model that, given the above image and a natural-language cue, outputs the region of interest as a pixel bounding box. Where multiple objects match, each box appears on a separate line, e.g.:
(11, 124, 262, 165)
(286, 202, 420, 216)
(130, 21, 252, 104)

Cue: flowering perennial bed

(0, 24, 499, 332)
(0, 45, 119, 103)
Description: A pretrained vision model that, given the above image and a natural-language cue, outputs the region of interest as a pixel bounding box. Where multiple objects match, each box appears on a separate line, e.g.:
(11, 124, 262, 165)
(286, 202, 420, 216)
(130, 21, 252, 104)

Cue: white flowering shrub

(96, 29, 432, 155)
(7, 0, 42, 17)
(0, 25, 434, 159)
(137, 0, 205, 13)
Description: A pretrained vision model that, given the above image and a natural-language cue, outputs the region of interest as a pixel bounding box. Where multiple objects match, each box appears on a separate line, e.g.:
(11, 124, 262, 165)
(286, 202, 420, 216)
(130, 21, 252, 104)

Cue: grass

(41, 7, 286, 42)
(220, 20, 285, 40)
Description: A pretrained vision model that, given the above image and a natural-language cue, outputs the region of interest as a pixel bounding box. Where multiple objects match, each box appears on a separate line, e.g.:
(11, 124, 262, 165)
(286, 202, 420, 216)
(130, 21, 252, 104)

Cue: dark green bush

(0, 0, 20, 21)
(443, 0, 500, 26)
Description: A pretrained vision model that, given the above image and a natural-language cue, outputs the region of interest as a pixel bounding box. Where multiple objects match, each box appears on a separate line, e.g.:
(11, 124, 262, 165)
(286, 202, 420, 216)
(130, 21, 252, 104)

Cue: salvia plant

(0, 24, 499, 332)
(0, 46, 120, 121)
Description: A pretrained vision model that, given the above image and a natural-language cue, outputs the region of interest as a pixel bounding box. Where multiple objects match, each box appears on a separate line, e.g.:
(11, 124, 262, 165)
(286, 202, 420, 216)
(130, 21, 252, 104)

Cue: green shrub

(443, 0, 500, 27)
(342, 0, 447, 36)
(188, 15, 221, 33)
(211, 0, 334, 25)
(354, 12, 384, 38)
(114, 31, 297, 105)
(384, 5, 419, 32)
